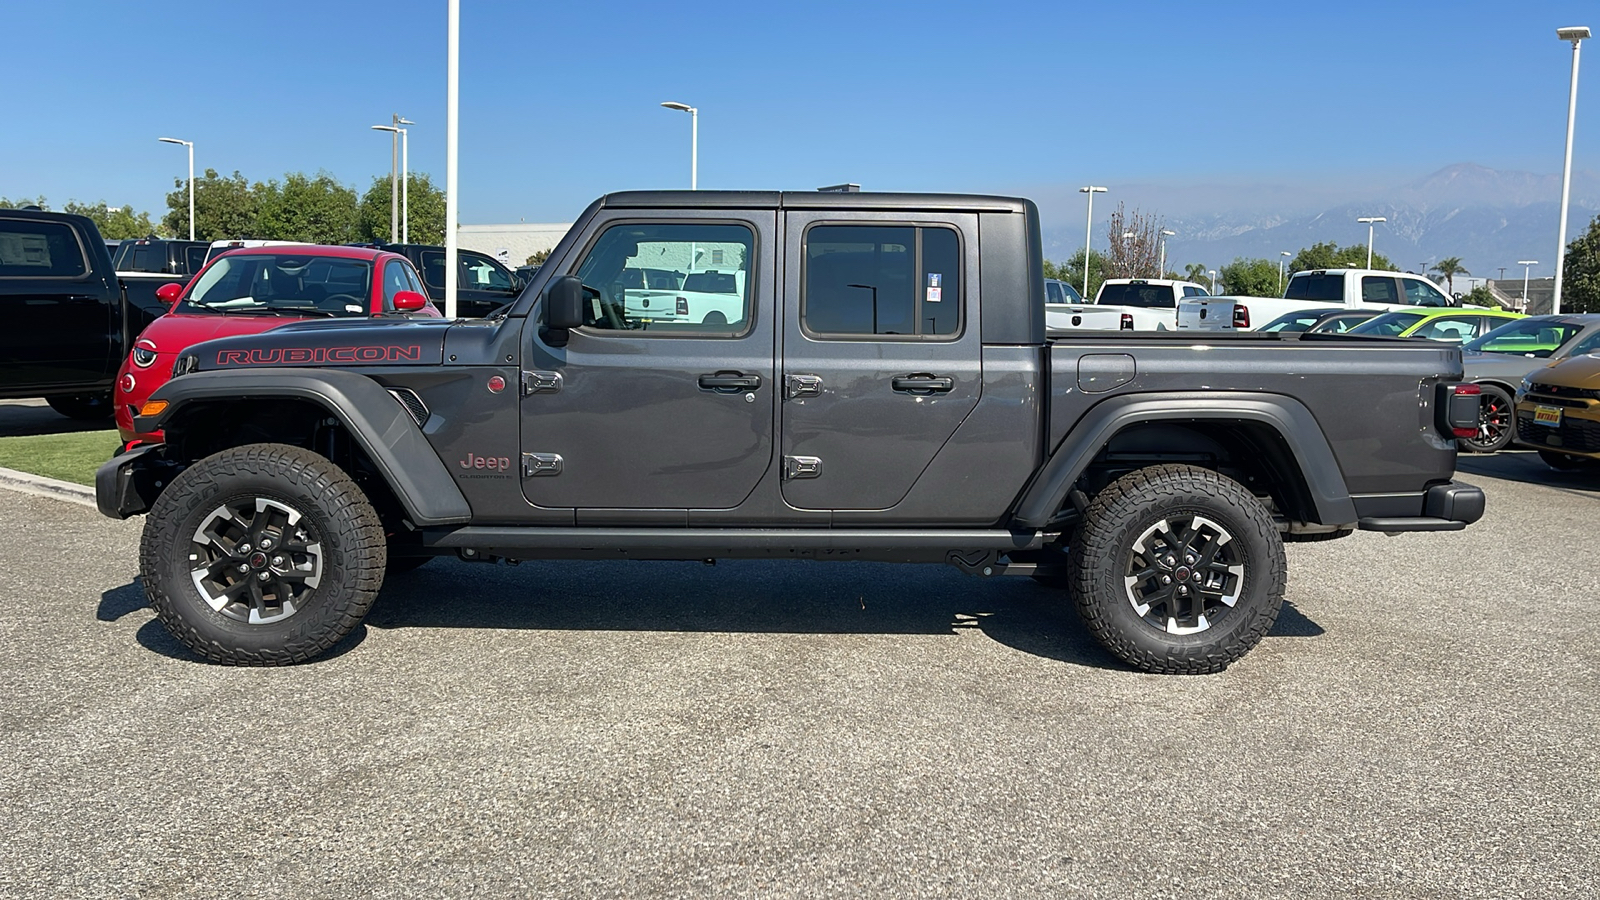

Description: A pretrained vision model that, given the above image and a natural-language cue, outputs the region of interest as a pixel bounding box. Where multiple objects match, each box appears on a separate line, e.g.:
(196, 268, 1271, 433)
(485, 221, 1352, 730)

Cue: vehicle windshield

(1284, 273, 1342, 302)
(1261, 308, 1341, 332)
(1463, 319, 1583, 358)
(178, 254, 373, 317)
(1348, 312, 1425, 336)
(1097, 282, 1173, 309)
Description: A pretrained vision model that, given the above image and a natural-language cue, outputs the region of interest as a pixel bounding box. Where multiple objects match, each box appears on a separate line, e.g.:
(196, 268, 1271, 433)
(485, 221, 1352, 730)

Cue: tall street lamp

(1518, 259, 1539, 311)
(1078, 186, 1107, 298)
(158, 137, 194, 240)
(371, 122, 402, 244)
(395, 115, 414, 243)
(1554, 25, 1590, 314)
(1158, 229, 1175, 280)
(1121, 230, 1135, 276)
(444, 0, 459, 317)
(1357, 216, 1386, 269)
(1208, 269, 1218, 293)
(660, 102, 698, 190)
(1279, 250, 1291, 294)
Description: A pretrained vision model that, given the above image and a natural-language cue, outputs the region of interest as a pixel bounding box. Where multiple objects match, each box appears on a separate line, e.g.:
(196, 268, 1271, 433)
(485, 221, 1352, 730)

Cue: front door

(0, 216, 112, 390)
(779, 212, 982, 511)
(520, 210, 777, 511)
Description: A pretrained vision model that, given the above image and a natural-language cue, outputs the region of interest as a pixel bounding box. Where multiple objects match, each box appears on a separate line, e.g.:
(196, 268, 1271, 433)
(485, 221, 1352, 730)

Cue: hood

(187, 318, 453, 371)
(135, 312, 297, 353)
(1531, 353, 1600, 387)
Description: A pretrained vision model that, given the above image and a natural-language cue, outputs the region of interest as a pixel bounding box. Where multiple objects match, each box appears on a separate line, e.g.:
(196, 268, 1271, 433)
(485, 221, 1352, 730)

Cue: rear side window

(1284, 273, 1342, 301)
(185, 245, 208, 274)
(1181, 286, 1204, 297)
(1046, 282, 1063, 304)
(803, 224, 960, 338)
(1360, 276, 1399, 304)
(0, 219, 87, 277)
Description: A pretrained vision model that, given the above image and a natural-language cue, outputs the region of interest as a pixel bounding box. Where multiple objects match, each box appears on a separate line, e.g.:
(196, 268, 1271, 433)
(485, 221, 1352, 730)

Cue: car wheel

(1537, 449, 1596, 471)
(139, 443, 386, 665)
(46, 392, 114, 420)
(1461, 384, 1514, 453)
(1069, 464, 1285, 674)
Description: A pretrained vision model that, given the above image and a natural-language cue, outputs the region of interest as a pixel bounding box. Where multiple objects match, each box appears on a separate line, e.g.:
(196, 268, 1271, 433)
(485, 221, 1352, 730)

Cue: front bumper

(95, 443, 179, 519)
(1355, 481, 1486, 533)
(1513, 399, 1600, 459)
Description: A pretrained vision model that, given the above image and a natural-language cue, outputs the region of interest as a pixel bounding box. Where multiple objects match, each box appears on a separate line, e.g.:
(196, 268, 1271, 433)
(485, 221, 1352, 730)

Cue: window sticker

(926, 272, 942, 302)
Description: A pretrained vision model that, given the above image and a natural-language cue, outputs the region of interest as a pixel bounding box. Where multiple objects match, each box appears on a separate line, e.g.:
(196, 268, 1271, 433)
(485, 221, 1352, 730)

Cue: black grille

(1528, 382, 1600, 401)
(1517, 413, 1600, 453)
(387, 388, 429, 426)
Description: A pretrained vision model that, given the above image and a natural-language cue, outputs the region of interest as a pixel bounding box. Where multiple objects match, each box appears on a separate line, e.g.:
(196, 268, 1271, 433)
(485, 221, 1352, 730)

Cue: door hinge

(783, 455, 823, 480)
(785, 374, 822, 399)
(522, 371, 562, 395)
(522, 452, 563, 477)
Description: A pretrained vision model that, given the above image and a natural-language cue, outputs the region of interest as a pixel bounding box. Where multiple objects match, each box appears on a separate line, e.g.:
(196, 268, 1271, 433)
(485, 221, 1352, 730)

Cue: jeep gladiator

(96, 191, 1486, 673)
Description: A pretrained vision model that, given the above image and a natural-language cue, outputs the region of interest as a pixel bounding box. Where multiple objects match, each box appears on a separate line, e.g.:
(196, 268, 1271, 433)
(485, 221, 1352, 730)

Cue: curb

(0, 465, 97, 510)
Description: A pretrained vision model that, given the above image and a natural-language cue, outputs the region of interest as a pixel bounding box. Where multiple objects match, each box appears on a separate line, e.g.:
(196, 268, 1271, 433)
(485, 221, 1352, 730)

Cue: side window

(1412, 316, 1476, 341)
(402, 262, 427, 298)
(1361, 276, 1399, 304)
(1182, 285, 1202, 297)
(572, 221, 755, 336)
(1046, 282, 1062, 304)
(0, 219, 87, 277)
(420, 251, 444, 288)
(461, 252, 514, 291)
(802, 224, 960, 338)
(381, 260, 411, 311)
(1403, 277, 1450, 307)
(1567, 328, 1600, 357)
(185, 246, 208, 274)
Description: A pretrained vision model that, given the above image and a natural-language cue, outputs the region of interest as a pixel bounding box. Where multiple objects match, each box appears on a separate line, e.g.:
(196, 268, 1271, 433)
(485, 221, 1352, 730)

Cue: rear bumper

(1355, 481, 1485, 533)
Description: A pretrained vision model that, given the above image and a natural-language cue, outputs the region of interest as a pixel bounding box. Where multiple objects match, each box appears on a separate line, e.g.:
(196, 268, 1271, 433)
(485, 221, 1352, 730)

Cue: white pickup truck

(1045, 278, 1211, 332)
(1177, 268, 1460, 331)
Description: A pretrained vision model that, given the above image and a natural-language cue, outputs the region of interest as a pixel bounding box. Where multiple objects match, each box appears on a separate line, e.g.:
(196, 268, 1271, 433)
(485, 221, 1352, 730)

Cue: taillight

(1232, 304, 1249, 329)
(1454, 384, 1482, 395)
(1441, 383, 1483, 439)
(1120, 313, 1134, 330)
(676, 296, 689, 316)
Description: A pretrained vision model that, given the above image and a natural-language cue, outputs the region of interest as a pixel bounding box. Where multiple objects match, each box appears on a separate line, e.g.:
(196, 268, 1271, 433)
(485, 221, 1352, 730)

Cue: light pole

(371, 122, 401, 243)
(1078, 186, 1107, 298)
(1279, 250, 1291, 294)
(1518, 259, 1539, 311)
(396, 115, 414, 243)
(1208, 269, 1217, 293)
(157, 137, 194, 240)
(1121, 230, 1135, 277)
(1357, 216, 1386, 269)
(1158, 229, 1175, 279)
(660, 102, 698, 189)
(444, 0, 459, 318)
(1554, 26, 1590, 314)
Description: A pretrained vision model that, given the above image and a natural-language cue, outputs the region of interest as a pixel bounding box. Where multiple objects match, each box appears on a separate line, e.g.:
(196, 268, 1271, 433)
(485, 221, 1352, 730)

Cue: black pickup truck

(364, 243, 524, 318)
(0, 209, 172, 419)
(99, 191, 1485, 673)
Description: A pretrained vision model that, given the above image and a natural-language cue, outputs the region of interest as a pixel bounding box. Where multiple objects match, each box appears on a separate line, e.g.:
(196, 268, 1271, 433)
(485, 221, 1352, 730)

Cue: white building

(456, 222, 573, 267)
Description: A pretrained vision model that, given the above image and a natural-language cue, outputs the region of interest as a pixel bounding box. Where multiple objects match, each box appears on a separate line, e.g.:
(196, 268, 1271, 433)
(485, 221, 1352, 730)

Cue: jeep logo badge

(460, 453, 512, 471)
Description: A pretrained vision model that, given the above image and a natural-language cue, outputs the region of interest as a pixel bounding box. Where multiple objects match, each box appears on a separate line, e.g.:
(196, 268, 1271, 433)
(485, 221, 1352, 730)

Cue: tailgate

(1177, 298, 1238, 331)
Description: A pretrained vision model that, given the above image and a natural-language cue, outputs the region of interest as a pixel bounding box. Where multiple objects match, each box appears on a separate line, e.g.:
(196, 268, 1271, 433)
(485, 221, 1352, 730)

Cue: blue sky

(4, 0, 1597, 235)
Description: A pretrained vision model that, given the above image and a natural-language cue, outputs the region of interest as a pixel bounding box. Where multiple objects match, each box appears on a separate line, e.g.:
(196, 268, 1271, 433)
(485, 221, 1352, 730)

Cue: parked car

(1514, 352, 1600, 471)
(1048, 278, 1210, 332)
(101, 189, 1485, 674)
(113, 238, 210, 276)
(203, 239, 311, 266)
(0, 208, 173, 419)
(113, 246, 441, 447)
(1256, 307, 1381, 334)
(1457, 314, 1600, 453)
(381, 243, 524, 318)
(1348, 308, 1524, 342)
(1284, 268, 1462, 308)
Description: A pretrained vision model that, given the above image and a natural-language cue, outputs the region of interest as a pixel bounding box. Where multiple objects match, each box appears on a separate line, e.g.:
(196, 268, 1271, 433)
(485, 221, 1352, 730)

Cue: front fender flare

(1013, 391, 1358, 529)
(140, 368, 472, 526)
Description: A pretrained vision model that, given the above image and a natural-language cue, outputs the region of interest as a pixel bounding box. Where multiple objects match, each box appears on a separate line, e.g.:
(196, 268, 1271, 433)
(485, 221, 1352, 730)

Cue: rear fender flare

(1013, 391, 1358, 528)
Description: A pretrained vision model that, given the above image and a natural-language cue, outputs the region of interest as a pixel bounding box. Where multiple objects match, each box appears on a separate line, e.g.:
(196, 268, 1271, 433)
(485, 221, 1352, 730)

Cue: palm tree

(1431, 257, 1469, 294)
(1183, 262, 1208, 284)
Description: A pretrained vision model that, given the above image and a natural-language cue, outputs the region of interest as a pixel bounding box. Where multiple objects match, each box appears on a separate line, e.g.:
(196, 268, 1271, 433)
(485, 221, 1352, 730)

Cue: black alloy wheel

(1461, 384, 1515, 454)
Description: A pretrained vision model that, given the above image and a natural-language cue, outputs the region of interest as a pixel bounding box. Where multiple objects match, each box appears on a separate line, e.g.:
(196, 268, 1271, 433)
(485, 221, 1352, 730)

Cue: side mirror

(393, 290, 428, 312)
(155, 282, 183, 303)
(546, 275, 585, 330)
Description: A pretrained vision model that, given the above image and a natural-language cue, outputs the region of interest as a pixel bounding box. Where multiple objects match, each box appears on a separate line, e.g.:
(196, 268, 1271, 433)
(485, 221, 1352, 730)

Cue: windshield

(178, 254, 373, 317)
(1463, 319, 1583, 358)
(1097, 282, 1174, 309)
(1284, 273, 1342, 302)
(1349, 312, 1424, 337)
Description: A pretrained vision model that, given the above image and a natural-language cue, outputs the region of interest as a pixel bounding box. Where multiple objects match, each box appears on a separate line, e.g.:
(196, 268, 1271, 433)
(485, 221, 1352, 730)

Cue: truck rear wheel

(1069, 464, 1285, 674)
(138, 443, 387, 666)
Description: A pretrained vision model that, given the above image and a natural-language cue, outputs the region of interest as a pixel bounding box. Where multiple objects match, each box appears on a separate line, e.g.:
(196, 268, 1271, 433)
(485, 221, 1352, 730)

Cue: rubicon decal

(215, 345, 423, 365)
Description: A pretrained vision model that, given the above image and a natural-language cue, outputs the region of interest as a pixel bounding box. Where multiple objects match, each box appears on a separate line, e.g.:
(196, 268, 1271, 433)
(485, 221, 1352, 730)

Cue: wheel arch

(1012, 391, 1358, 530)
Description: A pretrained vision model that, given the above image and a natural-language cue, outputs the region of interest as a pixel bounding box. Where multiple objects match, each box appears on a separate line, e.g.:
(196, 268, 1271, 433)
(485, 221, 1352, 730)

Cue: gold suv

(1516, 353, 1600, 469)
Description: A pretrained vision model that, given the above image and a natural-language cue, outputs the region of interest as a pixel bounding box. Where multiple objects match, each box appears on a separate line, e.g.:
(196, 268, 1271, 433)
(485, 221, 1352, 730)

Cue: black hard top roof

(598, 190, 1031, 213)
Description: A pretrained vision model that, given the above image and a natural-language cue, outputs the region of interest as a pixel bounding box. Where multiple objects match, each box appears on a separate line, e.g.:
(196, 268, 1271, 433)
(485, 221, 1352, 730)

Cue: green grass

(0, 430, 119, 486)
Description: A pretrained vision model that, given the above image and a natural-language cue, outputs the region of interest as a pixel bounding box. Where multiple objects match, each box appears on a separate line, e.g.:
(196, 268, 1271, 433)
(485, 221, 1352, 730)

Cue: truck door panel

(0, 218, 112, 388)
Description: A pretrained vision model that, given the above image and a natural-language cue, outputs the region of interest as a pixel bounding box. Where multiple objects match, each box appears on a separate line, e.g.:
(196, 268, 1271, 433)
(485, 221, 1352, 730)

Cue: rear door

(778, 211, 981, 511)
(0, 216, 112, 389)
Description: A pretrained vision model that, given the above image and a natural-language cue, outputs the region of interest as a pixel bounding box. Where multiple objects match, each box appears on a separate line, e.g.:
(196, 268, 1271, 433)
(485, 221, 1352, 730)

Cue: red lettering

(282, 348, 313, 364)
(217, 349, 249, 365)
(248, 349, 282, 364)
(356, 347, 386, 362)
(328, 348, 357, 362)
(389, 345, 422, 362)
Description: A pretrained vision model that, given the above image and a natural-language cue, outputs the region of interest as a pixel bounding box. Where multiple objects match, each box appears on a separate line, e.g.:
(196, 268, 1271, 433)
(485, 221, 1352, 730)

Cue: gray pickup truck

(97, 191, 1485, 673)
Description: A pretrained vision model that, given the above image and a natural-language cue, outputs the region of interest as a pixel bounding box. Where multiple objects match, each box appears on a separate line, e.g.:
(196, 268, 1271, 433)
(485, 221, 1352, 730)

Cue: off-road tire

(1461, 384, 1514, 454)
(1538, 449, 1596, 471)
(1069, 464, 1286, 674)
(47, 392, 114, 420)
(139, 443, 386, 665)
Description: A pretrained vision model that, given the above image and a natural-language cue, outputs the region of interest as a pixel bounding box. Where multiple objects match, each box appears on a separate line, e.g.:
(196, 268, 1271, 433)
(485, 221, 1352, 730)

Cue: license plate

(1534, 405, 1564, 427)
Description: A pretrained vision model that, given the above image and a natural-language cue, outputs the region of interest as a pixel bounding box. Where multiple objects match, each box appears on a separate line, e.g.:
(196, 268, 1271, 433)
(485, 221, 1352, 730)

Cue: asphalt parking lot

(0, 452, 1595, 899)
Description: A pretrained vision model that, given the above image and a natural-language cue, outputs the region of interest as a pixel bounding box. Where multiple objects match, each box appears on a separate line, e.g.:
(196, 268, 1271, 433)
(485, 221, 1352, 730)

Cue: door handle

(891, 374, 955, 394)
(698, 371, 762, 392)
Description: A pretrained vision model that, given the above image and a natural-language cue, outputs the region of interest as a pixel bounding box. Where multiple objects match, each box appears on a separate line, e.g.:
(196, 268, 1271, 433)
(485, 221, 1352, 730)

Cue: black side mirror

(543, 275, 585, 345)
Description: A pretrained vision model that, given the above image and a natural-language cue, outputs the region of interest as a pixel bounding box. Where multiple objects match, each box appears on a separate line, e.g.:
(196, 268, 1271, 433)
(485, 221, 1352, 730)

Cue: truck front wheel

(139, 443, 387, 666)
(47, 392, 114, 420)
(1069, 464, 1286, 674)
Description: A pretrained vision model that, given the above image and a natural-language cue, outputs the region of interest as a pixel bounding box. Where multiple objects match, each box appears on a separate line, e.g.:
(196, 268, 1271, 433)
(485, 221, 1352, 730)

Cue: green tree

(255, 172, 360, 244)
(1560, 213, 1600, 314)
(0, 196, 48, 209)
(1183, 262, 1209, 285)
(61, 200, 158, 240)
(526, 249, 551, 265)
(358, 172, 447, 245)
(1218, 257, 1281, 297)
(164, 168, 266, 241)
(1459, 285, 1500, 309)
(1289, 241, 1395, 274)
(1430, 256, 1469, 294)
(1048, 248, 1108, 300)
